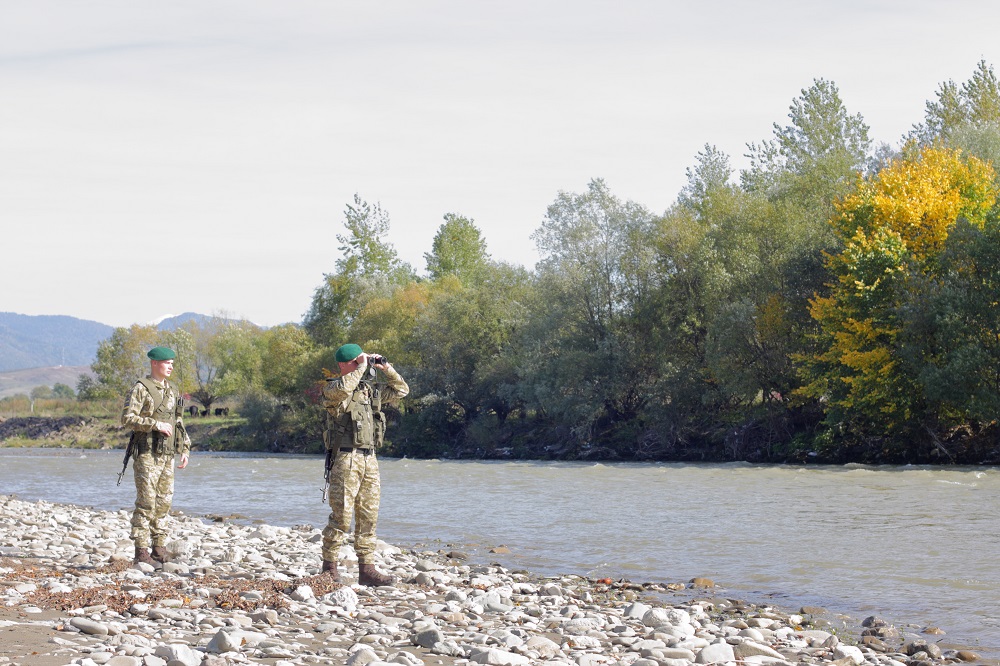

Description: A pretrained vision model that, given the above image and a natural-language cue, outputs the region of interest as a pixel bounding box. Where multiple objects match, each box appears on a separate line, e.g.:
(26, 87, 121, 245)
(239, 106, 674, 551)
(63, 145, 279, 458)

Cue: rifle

(321, 447, 334, 502)
(117, 436, 134, 486)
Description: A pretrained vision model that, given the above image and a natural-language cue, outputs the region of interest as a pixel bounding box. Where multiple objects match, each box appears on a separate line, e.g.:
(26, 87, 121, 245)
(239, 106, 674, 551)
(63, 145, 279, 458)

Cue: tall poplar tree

(304, 194, 414, 347)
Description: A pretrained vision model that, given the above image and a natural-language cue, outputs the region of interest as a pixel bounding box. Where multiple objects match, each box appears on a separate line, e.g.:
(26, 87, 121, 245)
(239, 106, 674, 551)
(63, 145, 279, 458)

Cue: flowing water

(2, 449, 998, 660)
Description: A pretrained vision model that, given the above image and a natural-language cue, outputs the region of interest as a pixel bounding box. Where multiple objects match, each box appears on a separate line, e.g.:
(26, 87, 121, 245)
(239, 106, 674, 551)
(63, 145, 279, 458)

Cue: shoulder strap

(136, 378, 168, 413)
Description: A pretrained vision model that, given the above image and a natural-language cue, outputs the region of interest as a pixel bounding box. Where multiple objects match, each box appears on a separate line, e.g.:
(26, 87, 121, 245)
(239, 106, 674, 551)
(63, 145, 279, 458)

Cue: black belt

(340, 447, 373, 455)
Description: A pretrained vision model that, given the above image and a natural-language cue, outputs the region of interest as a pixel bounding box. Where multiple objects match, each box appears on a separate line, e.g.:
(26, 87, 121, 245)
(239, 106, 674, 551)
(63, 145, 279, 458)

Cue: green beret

(335, 343, 363, 363)
(147, 346, 176, 361)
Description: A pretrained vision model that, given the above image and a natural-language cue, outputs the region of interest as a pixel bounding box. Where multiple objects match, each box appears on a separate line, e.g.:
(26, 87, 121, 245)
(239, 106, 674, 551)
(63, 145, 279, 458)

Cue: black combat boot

(133, 546, 156, 567)
(151, 545, 171, 563)
(358, 562, 395, 587)
(321, 559, 342, 582)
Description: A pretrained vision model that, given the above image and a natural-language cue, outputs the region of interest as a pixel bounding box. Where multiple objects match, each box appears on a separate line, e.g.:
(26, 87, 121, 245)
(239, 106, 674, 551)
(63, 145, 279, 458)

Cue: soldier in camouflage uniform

(320, 343, 409, 586)
(121, 346, 191, 567)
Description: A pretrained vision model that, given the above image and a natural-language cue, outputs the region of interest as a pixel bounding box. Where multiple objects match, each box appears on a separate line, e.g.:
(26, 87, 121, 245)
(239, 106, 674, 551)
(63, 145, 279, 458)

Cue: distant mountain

(0, 311, 252, 373)
(154, 312, 265, 331)
(0, 313, 113, 373)
(155, 312, 217, 331)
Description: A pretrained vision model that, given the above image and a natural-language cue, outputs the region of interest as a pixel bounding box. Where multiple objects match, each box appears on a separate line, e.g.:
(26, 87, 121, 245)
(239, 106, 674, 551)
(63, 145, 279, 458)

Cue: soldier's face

(152, 359, 174, 379)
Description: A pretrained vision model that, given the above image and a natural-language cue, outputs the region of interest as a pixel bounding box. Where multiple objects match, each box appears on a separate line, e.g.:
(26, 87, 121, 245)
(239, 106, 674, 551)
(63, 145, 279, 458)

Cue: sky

(2, 1, 999, 328)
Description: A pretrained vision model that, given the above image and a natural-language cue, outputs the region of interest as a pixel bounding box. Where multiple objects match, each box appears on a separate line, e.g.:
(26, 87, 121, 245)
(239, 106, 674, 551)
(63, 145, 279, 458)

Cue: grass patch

(0, 397, 120, 419)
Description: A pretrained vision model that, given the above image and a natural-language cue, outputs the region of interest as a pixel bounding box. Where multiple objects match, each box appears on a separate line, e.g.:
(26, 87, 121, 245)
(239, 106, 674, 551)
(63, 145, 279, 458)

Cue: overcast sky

(2, 1, 999, 328)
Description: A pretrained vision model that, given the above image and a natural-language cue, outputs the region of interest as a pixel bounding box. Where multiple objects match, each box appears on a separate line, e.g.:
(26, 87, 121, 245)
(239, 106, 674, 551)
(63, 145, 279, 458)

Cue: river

(1, 449, 997, 660)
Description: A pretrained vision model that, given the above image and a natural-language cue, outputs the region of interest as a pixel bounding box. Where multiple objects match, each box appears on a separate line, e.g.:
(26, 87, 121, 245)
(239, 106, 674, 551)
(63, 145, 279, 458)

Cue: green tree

(347, 280, 432, 369)
(733, 80, 872, 417)
(743, 78, 871, 208)
(212, 320, 266, 398)
(636, 202, 730, 452)
(424, 213, 491, 284)
(915, 60, 1000, 143)
(337, 195, 409, 280)
(304, 194, 415, 346)
(407, 262, 532, 427)
(75, 375, 102, 401)
(30, 385, 53, 400)
(88, 325, 161, 398)
(521, 179, 658, 451)
(948, 122, 1000, 179)
(697, 188, 808, 407)
(962, 60, 1000, 125)
(162, 328, 196, 394)
(52, 383, 75, 399)
(260, 324, 315, 399)
(740, 78, 871, 325)
(899, 216, 1000, 426)
(664, 147, 800, 415)
(181, 315, 232, 413)
(85, 325, 192, 400)
(677, 144, 734, 217)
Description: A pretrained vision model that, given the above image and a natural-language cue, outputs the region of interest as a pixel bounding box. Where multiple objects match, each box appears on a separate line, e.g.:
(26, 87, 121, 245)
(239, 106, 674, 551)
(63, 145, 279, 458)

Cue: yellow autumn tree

(797, 145, 998, 443)
(833, 145, 996, 261)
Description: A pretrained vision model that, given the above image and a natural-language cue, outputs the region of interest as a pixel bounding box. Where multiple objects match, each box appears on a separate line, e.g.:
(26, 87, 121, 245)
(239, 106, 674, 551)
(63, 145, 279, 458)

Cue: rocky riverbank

(0, 495, 987, 666)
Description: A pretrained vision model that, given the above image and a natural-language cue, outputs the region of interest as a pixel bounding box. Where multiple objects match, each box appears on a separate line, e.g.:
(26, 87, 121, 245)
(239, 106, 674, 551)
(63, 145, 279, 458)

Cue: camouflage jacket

(322, 363, 409, 451)
(121, 376, 191, 456)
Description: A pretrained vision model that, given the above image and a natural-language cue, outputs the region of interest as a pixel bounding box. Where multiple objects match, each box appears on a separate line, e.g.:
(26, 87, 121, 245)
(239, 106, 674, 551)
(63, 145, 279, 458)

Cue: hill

(0, 313, 113, 372)
(0, 311, 229, 374)
(155, 312, 217, 330)
(0, 365, 95, 399)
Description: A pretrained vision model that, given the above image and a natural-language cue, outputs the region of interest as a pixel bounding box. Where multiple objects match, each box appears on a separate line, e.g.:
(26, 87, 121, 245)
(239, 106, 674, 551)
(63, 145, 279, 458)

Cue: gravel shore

(0, 495, 985, 666)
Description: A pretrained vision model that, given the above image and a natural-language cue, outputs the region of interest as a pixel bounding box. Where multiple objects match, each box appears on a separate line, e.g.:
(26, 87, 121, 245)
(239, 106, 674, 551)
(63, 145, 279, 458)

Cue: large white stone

(734, 641, 786, 660)
(468, 646, 530, 666)
(290, 584, 315, 601)
(695, 641, 736, 664)
(833, 644, 865, 665)
(625, 601, 652, 619)
(70, 617, 109, 636)
(207, 628, 244, 653)
(154, 644, 203, 666)
(105, 657, 142, 666)
(323, 585, 359, 611)
(523, 635, 562, 659)
(346, 647, 380, 666)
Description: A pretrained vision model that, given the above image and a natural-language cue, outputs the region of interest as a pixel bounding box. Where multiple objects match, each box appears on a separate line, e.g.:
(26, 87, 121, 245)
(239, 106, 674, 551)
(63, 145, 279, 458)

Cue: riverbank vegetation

(7, 63, 1000, 465)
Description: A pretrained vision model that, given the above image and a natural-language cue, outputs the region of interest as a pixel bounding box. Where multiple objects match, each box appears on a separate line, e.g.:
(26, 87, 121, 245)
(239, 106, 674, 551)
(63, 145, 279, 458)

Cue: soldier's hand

(178, 453, 189, 469)
(156, 421, 174, 437)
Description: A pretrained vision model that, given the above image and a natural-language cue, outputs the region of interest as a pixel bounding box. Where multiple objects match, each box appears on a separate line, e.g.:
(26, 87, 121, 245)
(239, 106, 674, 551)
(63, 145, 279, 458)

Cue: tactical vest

(325, 380, 386, 451)
(129, 378, 183, 456)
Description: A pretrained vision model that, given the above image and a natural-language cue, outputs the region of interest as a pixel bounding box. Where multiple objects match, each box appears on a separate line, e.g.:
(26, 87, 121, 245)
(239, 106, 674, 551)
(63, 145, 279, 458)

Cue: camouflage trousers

(322, 449, 381, 563)
(130, 450, 175, 549)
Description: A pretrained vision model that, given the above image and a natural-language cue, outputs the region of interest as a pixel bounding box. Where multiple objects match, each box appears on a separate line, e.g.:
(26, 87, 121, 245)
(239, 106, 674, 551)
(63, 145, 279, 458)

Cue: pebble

(0, 495, 974, 666)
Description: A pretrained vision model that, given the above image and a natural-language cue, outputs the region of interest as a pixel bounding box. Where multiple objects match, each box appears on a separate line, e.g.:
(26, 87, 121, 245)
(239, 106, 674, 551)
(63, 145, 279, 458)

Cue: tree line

(79, 62, 1000, 464)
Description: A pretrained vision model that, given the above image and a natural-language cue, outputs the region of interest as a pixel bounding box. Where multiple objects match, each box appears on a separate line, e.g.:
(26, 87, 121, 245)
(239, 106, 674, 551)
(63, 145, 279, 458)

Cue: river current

(1, 450, 997, 660)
